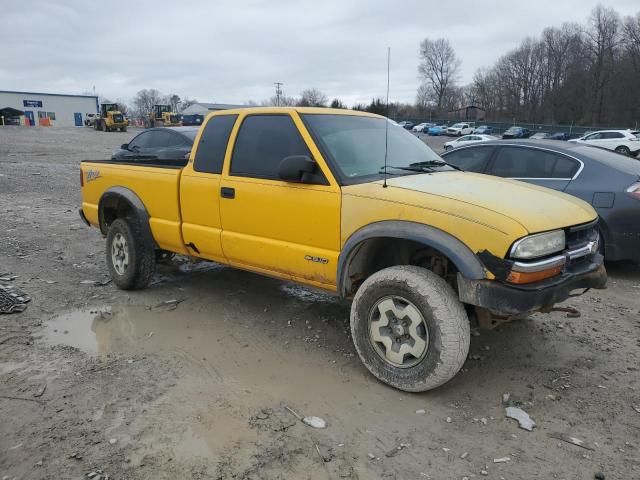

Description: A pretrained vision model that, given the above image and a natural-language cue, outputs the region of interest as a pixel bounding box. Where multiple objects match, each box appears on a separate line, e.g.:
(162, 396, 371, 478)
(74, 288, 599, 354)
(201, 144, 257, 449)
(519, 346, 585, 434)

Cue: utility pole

(274, 82, 283, 106)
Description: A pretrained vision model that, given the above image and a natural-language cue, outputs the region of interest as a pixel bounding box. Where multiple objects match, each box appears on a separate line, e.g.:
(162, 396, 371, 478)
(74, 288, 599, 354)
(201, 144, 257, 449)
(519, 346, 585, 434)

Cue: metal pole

(274, 82, 283, 106)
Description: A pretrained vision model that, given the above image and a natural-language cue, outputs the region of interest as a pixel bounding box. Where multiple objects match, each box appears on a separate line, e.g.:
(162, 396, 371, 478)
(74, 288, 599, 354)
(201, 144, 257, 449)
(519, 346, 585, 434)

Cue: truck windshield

(302, 114, 448, 182)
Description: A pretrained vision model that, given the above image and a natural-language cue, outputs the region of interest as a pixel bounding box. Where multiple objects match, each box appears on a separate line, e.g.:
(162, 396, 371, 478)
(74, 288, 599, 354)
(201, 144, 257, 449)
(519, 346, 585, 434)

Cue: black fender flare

(337, 220, 487, 297)
(98, 186, 155, 247)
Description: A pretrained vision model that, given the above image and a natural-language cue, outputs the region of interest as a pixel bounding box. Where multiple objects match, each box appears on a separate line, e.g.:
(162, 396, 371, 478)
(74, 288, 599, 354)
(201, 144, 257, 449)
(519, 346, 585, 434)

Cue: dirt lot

(1, 126, 639, 480)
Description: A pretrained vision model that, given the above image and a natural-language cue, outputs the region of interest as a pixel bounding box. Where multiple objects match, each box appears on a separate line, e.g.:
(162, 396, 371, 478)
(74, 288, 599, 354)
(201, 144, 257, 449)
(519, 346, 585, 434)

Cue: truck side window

(231, 115, 311, 179)
(193, 114, 238, 174)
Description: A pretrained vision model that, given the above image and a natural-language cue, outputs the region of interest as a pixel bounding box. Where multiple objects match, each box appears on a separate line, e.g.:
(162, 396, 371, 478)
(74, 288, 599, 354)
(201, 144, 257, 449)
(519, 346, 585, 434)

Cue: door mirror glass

(278, 155, 316, 183)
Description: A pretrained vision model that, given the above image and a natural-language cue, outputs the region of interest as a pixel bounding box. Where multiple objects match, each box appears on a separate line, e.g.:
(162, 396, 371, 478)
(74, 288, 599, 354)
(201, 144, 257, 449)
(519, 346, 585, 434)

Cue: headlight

(510, 230, 565, 259)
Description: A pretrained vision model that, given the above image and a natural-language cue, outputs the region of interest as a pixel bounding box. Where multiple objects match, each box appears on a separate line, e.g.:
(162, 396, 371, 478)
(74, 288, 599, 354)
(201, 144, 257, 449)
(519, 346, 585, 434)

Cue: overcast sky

(1, 0, 638, 107)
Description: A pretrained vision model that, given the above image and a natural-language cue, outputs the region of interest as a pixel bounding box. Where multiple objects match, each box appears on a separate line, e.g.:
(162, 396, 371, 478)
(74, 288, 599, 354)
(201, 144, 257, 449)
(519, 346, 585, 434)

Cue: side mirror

(278, 155, 316, 183)
(121, 143, 129, 150)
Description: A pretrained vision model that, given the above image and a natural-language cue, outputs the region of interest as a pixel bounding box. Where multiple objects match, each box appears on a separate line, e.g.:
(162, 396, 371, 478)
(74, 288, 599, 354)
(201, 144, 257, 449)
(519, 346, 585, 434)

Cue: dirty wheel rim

(111, 233, 129, 275)
(368, 296, 429, 368)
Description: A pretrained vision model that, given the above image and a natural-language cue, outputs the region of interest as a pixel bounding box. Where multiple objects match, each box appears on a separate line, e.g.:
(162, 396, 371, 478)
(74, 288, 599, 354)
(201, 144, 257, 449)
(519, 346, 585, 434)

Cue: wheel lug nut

(396, 337, 401, 343)
(405, 334, 410, 339)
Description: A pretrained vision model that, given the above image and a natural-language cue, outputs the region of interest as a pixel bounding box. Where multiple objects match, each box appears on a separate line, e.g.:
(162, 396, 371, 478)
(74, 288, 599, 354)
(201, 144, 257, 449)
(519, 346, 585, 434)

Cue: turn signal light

(507, 265, 563, 284)
(80, 168, 84, 187)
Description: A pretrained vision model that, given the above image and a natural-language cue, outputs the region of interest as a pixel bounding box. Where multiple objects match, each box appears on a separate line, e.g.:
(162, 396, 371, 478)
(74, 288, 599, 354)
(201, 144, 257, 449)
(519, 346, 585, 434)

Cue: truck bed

(80, 159, 188, 254)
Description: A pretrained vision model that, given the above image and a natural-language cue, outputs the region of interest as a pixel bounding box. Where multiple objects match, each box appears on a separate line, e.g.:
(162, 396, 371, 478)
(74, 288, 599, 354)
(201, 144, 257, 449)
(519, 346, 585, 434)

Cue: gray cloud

(1, 0, 638, 106)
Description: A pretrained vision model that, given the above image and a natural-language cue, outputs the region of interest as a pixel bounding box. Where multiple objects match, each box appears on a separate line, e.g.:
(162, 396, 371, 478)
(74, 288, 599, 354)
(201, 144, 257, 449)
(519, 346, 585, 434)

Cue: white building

(181, 102, 245, 116)
(0, 90, 99, 127)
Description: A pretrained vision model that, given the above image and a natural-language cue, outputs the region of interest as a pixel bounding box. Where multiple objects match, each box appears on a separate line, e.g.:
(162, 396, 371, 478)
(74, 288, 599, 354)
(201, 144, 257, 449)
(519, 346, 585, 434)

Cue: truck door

(218, 112, 341, 289)
(180, 114, 238, 263)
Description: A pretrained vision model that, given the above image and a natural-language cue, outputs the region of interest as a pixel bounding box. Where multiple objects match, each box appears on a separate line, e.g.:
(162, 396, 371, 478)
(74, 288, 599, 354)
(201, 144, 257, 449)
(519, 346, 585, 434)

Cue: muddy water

(40, 296, 453, 473)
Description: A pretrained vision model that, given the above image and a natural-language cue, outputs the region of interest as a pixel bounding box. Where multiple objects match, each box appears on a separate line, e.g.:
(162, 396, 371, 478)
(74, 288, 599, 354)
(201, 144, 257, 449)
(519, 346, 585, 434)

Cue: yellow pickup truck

(80, 107, 606, 392)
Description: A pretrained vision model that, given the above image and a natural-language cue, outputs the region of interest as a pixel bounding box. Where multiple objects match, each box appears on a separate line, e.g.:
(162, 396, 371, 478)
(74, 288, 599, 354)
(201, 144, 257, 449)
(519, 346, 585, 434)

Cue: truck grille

(566, 221, 598, 250)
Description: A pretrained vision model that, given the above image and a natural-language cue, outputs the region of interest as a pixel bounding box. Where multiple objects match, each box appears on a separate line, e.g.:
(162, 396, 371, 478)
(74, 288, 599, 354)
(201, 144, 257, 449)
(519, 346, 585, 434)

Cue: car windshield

(505, 127, 520, 133)
(452, 123, 464, 128)
(303, 114, 449, 181)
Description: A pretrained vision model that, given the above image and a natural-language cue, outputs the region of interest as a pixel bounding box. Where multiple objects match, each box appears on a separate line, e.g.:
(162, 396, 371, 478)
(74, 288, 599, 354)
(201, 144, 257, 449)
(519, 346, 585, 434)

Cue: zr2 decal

(304, 255, 328, 264)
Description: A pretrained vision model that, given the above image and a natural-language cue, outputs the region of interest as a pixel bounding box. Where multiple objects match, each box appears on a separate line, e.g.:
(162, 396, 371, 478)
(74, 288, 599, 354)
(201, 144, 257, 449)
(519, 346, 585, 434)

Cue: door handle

(220, 187, 235, 199)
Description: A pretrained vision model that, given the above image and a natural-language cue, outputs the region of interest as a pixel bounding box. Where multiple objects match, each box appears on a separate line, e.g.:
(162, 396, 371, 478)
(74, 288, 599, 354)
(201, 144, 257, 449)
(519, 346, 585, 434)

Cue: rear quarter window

(193, 114, 238, 174)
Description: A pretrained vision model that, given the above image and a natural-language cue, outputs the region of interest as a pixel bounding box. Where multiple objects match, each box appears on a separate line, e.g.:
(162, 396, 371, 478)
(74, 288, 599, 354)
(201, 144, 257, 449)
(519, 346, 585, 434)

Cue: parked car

(546, 132, 571, 141)
(397, 121, 414, 130)
(568, 129, 640, 157)
(412, 123, 428, 132)
(111, 126, 199, 161)
(502, 126, 531, 139)
(446, 122, 475, 136)
(427, 125, 446, 136)
(442, 140, 640, 262)
(473, 125, 494, 135)
(443, 134, 497, 150)
(530, 132, 548, 139)
(84, 113, 98, 127)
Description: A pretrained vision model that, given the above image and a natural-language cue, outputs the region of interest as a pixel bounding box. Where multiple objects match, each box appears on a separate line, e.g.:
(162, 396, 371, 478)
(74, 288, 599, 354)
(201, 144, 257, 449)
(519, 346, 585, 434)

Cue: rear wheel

(120, 126, 127, 132)
(350, 266, 470, 392)
(106, 218, 155, 290)
(615, 146, 631, 156)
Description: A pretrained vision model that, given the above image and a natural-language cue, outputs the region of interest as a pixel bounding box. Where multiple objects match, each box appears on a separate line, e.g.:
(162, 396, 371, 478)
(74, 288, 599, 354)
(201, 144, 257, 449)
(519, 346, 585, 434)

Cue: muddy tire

(121, 126, 127, 132)
(106, 218, 155, 290)
(350, 265, 470, 392)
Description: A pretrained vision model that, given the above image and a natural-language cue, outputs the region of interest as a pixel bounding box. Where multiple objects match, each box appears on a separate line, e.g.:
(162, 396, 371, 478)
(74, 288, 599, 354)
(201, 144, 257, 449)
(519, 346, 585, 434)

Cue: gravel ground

(1, 126, 639, 480)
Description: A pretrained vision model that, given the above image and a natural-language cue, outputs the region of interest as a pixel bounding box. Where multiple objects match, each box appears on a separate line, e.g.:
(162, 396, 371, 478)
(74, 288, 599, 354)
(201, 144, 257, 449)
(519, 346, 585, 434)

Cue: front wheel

(350, 266, 470, 392)
(106, 218, 155, 290)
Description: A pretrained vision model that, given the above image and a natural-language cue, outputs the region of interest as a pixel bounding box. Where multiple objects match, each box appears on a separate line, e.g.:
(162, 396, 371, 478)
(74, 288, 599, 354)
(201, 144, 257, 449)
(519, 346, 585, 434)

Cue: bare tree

(180, 97, 198, 112)
(132, 89, 165, 118)
(418, 38, 461, 112)
(167, 94, 181, 112)
(262, 95, 297, 106)
(584, 5, 622, 124)
(623, 12, 640, 71)
(297, 88, 328, 107)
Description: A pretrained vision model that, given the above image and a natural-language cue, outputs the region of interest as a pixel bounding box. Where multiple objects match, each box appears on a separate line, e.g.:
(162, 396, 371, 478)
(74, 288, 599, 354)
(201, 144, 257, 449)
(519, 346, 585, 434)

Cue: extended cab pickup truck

(80, 107, 607, 392)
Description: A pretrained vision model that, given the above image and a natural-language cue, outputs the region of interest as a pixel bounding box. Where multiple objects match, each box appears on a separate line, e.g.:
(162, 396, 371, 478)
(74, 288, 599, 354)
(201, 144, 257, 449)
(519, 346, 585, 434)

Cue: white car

(568, 129, 640, 156)
(443, 134, 497, 150)
(446, 122, 475, 136)
(412, 123, 428, 132)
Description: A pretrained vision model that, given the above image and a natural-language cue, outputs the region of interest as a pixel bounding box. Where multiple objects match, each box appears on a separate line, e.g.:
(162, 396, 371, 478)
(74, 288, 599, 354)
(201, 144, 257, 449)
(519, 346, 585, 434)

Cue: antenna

(383, 47, 390, 188)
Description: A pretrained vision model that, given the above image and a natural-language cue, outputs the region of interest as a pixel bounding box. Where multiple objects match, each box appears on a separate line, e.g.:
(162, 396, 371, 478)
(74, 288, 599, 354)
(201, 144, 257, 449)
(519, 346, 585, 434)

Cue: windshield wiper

(379, 165, 431, 174)
(409, 160, 463, 171)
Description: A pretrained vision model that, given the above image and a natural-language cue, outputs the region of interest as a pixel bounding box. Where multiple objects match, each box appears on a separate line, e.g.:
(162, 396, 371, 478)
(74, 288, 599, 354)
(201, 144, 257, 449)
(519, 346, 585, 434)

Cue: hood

(348, 171, 596, 234)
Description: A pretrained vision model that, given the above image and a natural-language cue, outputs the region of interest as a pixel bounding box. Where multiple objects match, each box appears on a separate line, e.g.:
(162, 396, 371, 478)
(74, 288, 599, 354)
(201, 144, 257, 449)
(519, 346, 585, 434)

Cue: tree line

(418, 5, 640, 127)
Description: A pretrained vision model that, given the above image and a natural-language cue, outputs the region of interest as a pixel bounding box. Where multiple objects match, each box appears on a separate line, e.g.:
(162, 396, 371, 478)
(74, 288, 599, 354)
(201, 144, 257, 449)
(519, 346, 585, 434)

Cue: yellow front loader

(95, 103, 128, 132)
(148, 104, 181, 127)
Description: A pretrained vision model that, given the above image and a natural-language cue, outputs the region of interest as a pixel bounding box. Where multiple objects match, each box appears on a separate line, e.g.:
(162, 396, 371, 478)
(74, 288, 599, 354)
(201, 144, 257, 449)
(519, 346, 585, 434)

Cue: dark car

(442, 140, 640, 262)
(397, 121, 414, 130)
(473, 125, 494, 135)
(111, 127, 199, 163)
(502, 126, 531, 139)
(545, 132, 571, 141)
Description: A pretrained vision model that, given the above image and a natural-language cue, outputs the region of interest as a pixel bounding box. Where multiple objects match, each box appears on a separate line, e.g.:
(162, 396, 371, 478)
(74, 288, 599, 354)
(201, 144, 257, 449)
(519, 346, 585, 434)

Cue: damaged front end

(458, 221, 607, 327)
